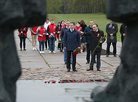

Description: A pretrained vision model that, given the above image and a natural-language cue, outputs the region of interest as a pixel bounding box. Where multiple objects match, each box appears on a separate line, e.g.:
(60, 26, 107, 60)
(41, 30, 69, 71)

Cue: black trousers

(45, 35, 49, 49)
(20, 37, 26, 49)
(67, 51, 76, 70)
(106, 43, 117, 55)
(90, 51, 101, 70)
(86, 44, 90, 63)
(121, 36, 125, 45)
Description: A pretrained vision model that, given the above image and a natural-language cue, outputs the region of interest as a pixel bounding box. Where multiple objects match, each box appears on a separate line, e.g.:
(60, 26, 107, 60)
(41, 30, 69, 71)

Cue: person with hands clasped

(37, 25, 47, 54)
(64, 22, 81, 72)
(47, 19, 58, 54)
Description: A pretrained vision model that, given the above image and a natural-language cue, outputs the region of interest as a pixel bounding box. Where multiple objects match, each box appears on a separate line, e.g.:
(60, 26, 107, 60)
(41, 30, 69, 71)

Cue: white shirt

(44, 22, 51, 35)
(70, 29, 74, 32)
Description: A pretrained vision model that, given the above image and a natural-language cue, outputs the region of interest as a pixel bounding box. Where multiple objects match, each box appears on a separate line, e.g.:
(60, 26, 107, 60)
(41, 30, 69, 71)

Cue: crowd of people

(18, 18, 127, 72)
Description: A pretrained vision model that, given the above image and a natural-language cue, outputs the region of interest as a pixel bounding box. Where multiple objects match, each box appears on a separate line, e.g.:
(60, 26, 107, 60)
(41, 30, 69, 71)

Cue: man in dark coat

(83, 20, 94, 64)
(60, 20, 72, 64)
(120, 24, 127, 44)
(64, 22, 81, 72)
(106, 20, 118, 57)
(83, 24, 105, 71)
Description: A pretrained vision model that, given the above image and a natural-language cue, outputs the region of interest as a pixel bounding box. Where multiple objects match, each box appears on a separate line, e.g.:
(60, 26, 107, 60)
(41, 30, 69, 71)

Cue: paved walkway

(14, 29, 121, 81)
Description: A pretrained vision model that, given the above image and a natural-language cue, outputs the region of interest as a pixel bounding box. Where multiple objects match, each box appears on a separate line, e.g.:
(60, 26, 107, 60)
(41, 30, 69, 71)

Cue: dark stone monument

(0, 0, 46, 102)
(92, 0, 138, 102)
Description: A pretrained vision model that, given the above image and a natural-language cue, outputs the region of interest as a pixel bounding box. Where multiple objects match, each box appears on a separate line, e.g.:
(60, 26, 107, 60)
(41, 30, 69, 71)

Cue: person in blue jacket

(83, 20, 96, 64)
(64, 22, 81, 72)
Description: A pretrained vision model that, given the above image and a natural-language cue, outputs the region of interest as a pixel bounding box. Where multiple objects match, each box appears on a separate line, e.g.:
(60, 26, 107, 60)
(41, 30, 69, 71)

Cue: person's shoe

(33, 48, 35, 51)
(97, 69, 101, 71)
(34, 47, 37, 50)
(49, 51, 51, 54)
(42, 51, 44, 54)
(67, 69, 70, 72)
(73, 69, 78, 72)
(24, 49, 26, 51)
(87, 68, 93, 71)
(114, 55, 117, 57)
(53, 51, 56, 53)
(40, 51, 42, 54)
(106, 55, 109, 57)
(94, 61, 97, 63)
(86, 62, 89, 64)
(20, 48, 22, 51)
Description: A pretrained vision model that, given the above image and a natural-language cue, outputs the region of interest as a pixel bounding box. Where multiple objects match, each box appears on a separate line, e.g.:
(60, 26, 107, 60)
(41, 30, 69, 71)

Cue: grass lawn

(48, 13, 122, 42)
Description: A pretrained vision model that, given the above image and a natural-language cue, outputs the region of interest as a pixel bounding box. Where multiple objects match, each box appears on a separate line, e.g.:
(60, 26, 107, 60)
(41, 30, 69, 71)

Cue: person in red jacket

(74, 22, 82, 52)
(30, 26, 38, 50)
(37, 25, 47, 54)
(18, 27, 28, 51)
(47, 19, 58, 53)
(61, 20, 66, 28)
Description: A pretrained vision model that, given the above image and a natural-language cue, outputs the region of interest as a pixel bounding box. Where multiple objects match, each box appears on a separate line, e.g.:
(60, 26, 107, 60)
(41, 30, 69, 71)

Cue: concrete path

(14, 29, 121, 81)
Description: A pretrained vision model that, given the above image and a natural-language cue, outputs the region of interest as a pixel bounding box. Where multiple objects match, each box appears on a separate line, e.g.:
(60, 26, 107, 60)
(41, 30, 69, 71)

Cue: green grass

(48, 13, 122, 42)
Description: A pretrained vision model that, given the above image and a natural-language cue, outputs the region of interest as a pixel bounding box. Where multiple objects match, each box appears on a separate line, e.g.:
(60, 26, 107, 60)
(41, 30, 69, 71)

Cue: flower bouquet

(73, 48, 81, 55)
(92, 35, 106, 54)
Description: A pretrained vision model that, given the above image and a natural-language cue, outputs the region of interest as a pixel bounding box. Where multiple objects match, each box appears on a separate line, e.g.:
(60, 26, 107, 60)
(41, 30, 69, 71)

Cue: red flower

(72, 81, 76, 83)
(105, 35, 106, 37)
(62, 81, 64, 83)
(52, 81, 56, 83)
(67, 81, 70, 83)
(73, 51, 78, 56)
(48, 81, 50, 83)
(58, 81, 61, 83)
(44, 81, 47, 83)
(97, 34, 100, 37)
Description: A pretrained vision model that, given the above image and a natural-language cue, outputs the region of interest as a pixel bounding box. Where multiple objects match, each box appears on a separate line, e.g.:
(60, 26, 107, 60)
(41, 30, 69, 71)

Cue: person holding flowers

(64, 22, 81, 72)
(82, 24, 105, 71)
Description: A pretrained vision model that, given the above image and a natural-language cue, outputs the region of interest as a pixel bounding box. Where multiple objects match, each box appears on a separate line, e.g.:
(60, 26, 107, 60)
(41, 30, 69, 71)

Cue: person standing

(74, 22, 82, 52)
(80, 20, 87, 52)
(64, 22, 81, 72)
(30, 26, 38, 50)
(60, 20, 72, 64)
(56, 22, 62, 51)
(120, 24, 127, 44)
(37, 25, 47, 54)
(74, 22, 82, 34)
(106, 20, 118, 57)
(47, 19, 57, 53)
(83, 24, 105, 71)
(44, 18, 51, 50)
(83, 20, 94, 64)
(61, 20, 66, 28)
(18, 27, 28, 51)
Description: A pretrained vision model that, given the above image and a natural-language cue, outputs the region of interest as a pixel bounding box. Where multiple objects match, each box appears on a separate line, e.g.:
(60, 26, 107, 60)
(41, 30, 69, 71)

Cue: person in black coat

(83, 24, 105, 71)
(106, 20, 118, 57)
(120, 24, 127, 44)
(64, 22, 81, 72)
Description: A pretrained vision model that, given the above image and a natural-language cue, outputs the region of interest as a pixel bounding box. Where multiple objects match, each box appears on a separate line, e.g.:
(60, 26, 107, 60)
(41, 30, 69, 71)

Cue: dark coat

(80, 24, 87, 32)
(120, 24, 127, 43)
(60, 26, 69, 41)
(106, 23, 118, 43)
(63, 29, 81, 51)
(84, 29, 105, 52)
(83, 26, 93, 44)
